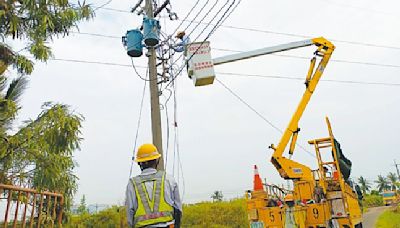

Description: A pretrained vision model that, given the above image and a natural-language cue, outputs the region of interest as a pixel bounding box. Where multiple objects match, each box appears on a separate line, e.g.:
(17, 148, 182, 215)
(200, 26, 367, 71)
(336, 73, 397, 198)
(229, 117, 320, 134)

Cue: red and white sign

(186, 41, 215, 86)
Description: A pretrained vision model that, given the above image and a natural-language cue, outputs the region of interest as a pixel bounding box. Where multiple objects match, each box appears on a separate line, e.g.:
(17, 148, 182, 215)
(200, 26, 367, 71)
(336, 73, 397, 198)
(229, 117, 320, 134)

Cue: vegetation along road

(363, 206, 388, 227)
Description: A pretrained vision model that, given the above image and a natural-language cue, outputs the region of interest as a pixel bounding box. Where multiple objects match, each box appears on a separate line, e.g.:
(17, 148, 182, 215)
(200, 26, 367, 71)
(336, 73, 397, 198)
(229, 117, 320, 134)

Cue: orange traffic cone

(253, 165, 264, 191)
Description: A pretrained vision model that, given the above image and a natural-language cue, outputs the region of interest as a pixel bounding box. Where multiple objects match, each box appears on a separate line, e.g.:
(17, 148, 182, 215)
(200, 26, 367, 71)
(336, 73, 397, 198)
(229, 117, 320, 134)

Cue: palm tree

(375, 175, 390, 192)
(211, 191, 223, 202)
(357, 176, 371, 194)
(0, 74, 83, 210)
(0, 75, 27, 131)
(387, 172, 398, 190)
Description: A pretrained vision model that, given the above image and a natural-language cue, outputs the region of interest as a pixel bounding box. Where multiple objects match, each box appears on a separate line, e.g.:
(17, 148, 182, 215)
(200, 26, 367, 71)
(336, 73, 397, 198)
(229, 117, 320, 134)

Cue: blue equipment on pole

(124, 29, 144, 57)
(143, 18, 160, 46)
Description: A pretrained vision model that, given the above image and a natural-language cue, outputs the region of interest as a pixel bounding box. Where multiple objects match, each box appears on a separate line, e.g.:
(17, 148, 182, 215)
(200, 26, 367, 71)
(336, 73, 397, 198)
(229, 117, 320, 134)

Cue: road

(363, 206, 388, 227)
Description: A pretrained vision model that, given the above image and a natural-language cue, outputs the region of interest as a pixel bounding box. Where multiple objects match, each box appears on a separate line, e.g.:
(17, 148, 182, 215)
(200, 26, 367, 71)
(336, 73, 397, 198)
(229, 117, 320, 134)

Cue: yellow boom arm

(210, 37, 334, 181)
(270, 37, 335, 181)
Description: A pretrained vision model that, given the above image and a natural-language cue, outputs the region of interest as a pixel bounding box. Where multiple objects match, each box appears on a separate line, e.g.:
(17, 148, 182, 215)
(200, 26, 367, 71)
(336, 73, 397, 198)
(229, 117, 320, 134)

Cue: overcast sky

(9, 0, 400, 205)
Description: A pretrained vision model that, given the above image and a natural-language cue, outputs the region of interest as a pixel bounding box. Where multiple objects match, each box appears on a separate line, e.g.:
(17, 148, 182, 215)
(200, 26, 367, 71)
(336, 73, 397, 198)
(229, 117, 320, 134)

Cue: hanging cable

(129, 68, 149, 178)
(215, 78, 315, 158)
(131, 58, 160, 81)
(163, 88, 173, 169)
(171, 78, 185, 200)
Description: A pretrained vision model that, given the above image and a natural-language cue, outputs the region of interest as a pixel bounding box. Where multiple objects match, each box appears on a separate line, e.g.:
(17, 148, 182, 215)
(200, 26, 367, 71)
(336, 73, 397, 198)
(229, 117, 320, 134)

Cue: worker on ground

(125, 144, 182, 228)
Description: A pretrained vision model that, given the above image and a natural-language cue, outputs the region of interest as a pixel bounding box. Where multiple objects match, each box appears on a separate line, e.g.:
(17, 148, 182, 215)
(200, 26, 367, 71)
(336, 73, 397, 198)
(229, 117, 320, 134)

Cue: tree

(375, 175, 390, 192)
(77, 195, 88, 215)
(0, 0, 93, 211)
(357, 176, 371, 194)
(211, 191, 223, 202)
(1, 0, 93, 74)
(387, 172, 398, 191)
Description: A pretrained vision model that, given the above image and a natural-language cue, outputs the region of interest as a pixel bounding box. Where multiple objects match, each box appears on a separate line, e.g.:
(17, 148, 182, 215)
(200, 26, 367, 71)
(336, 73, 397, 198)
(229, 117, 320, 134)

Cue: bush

(182, 198, 248, 228)
(64, 198, 249, 227)
(65, 206, 128, 228)
(363, 194, 384, 208)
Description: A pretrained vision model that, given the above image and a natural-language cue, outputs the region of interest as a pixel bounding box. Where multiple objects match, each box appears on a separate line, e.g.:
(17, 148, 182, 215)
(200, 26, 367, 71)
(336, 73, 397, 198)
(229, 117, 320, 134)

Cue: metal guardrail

(0, 184, 64, 228)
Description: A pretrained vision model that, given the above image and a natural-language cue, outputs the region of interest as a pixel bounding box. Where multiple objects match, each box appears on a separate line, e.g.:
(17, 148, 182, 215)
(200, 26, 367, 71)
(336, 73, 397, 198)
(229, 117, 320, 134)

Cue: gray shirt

(125, 168, 182, 227)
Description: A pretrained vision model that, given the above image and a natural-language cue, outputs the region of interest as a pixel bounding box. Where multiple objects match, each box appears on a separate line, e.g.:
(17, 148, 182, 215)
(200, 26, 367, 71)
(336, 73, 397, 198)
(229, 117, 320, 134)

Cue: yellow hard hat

(284, 194, 294, 202)
(135, 144, 161, 162)
(175, 31, 185, 38)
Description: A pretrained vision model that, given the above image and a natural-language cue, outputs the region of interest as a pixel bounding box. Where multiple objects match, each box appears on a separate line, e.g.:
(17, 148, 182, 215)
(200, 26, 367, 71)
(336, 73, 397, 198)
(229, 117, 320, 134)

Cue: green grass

(182, 198, 248, 228)
(376, 208, 400, 228)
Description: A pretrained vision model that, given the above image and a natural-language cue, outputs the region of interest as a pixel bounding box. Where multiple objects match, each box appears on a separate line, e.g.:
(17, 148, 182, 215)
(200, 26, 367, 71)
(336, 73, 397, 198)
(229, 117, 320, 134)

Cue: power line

(165, 0, 242, 89)
(322, 0, 396, 16)
(184, 0, 213, 34)
(171, 0, 201, 35)
(94, 0, 113, 11)
(47, 58, 400, 87)
(212, 47, 400, 69)
(215, 78, 282, 133)
(217, 72, 400, 87)
(69, 31, 400, 69)
(96, 7, 400, 50)
(100, 7, 130, 13)
(215, 78, 315, 158)
(129, 70, 148, 178)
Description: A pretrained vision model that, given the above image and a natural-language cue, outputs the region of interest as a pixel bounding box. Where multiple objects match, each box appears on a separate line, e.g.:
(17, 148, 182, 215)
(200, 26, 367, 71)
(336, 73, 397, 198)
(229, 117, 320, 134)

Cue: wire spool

(143, 18, 161, 46)
(126, 29, 144, 57)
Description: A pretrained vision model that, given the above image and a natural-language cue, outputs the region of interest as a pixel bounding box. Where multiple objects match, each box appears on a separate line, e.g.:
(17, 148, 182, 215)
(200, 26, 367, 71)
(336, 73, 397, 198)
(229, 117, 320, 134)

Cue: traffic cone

(253, 165, 264, 191)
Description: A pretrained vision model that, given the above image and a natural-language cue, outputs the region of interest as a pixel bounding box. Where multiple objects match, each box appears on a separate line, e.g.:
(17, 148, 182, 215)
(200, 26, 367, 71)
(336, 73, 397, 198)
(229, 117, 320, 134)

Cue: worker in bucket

(125, 144, 182, 227)
(173, 31, 192, 77)
(173, 31, 191, 53)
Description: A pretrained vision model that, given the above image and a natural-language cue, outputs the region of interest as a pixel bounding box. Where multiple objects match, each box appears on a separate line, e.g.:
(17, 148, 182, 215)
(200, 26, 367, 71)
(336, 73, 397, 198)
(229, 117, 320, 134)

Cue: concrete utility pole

(394, 160, 400, 180)
(145, 0, 164, 170)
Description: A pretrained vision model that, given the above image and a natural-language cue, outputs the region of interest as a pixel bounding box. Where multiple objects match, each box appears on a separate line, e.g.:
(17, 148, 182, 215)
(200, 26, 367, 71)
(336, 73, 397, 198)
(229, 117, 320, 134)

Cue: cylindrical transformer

(143, 18, 160, 46)
(126, 29, 143, 57)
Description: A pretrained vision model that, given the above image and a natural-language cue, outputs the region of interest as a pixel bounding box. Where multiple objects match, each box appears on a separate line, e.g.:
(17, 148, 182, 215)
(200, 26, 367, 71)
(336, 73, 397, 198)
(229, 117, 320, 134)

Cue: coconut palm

(375, 175, 390, 192)
(387, 172, 398, 191)
(211, 191, 224, 202)
(357, 176, 371, 194)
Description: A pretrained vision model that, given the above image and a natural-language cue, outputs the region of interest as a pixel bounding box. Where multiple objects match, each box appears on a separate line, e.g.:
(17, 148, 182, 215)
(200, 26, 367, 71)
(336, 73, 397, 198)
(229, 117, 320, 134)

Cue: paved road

(363, 206, 388, 227)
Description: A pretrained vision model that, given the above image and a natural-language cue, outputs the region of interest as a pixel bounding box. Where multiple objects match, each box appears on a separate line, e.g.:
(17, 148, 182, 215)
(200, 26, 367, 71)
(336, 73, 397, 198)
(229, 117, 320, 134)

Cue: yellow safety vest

(131, 171, 174, 227)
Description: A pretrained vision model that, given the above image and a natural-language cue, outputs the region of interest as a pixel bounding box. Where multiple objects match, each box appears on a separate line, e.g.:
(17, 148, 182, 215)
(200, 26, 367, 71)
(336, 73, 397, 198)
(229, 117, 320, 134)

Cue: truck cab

(382, 191, 397, 206)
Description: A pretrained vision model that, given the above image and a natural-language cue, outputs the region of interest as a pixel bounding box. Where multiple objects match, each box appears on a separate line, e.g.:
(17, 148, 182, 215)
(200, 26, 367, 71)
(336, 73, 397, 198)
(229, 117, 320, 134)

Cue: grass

(375, 207, 400, 228)
(182, 198, 248, 228)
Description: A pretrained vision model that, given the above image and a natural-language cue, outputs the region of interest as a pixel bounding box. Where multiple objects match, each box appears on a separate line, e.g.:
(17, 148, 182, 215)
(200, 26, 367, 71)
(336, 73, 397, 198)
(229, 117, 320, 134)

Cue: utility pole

(145, 0, 164, 170)
(394, 160, 400, 180)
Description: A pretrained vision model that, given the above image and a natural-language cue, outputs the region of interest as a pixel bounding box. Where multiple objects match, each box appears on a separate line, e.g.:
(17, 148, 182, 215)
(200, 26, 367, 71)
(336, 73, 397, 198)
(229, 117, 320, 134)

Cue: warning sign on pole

(186, 41, 215, 86)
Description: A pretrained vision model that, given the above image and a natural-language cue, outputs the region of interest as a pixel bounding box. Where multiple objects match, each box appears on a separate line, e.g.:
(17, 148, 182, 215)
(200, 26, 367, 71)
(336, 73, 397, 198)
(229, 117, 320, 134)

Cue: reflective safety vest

(131, 171, 174, 227)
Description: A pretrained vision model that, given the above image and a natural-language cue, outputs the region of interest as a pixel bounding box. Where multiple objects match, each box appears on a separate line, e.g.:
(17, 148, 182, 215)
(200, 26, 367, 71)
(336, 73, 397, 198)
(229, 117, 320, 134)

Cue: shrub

(363, 194, 383, 208)
(64, 198, 249, 227)
(182, 198, 248, 228)
(65, 206, 127, 228)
